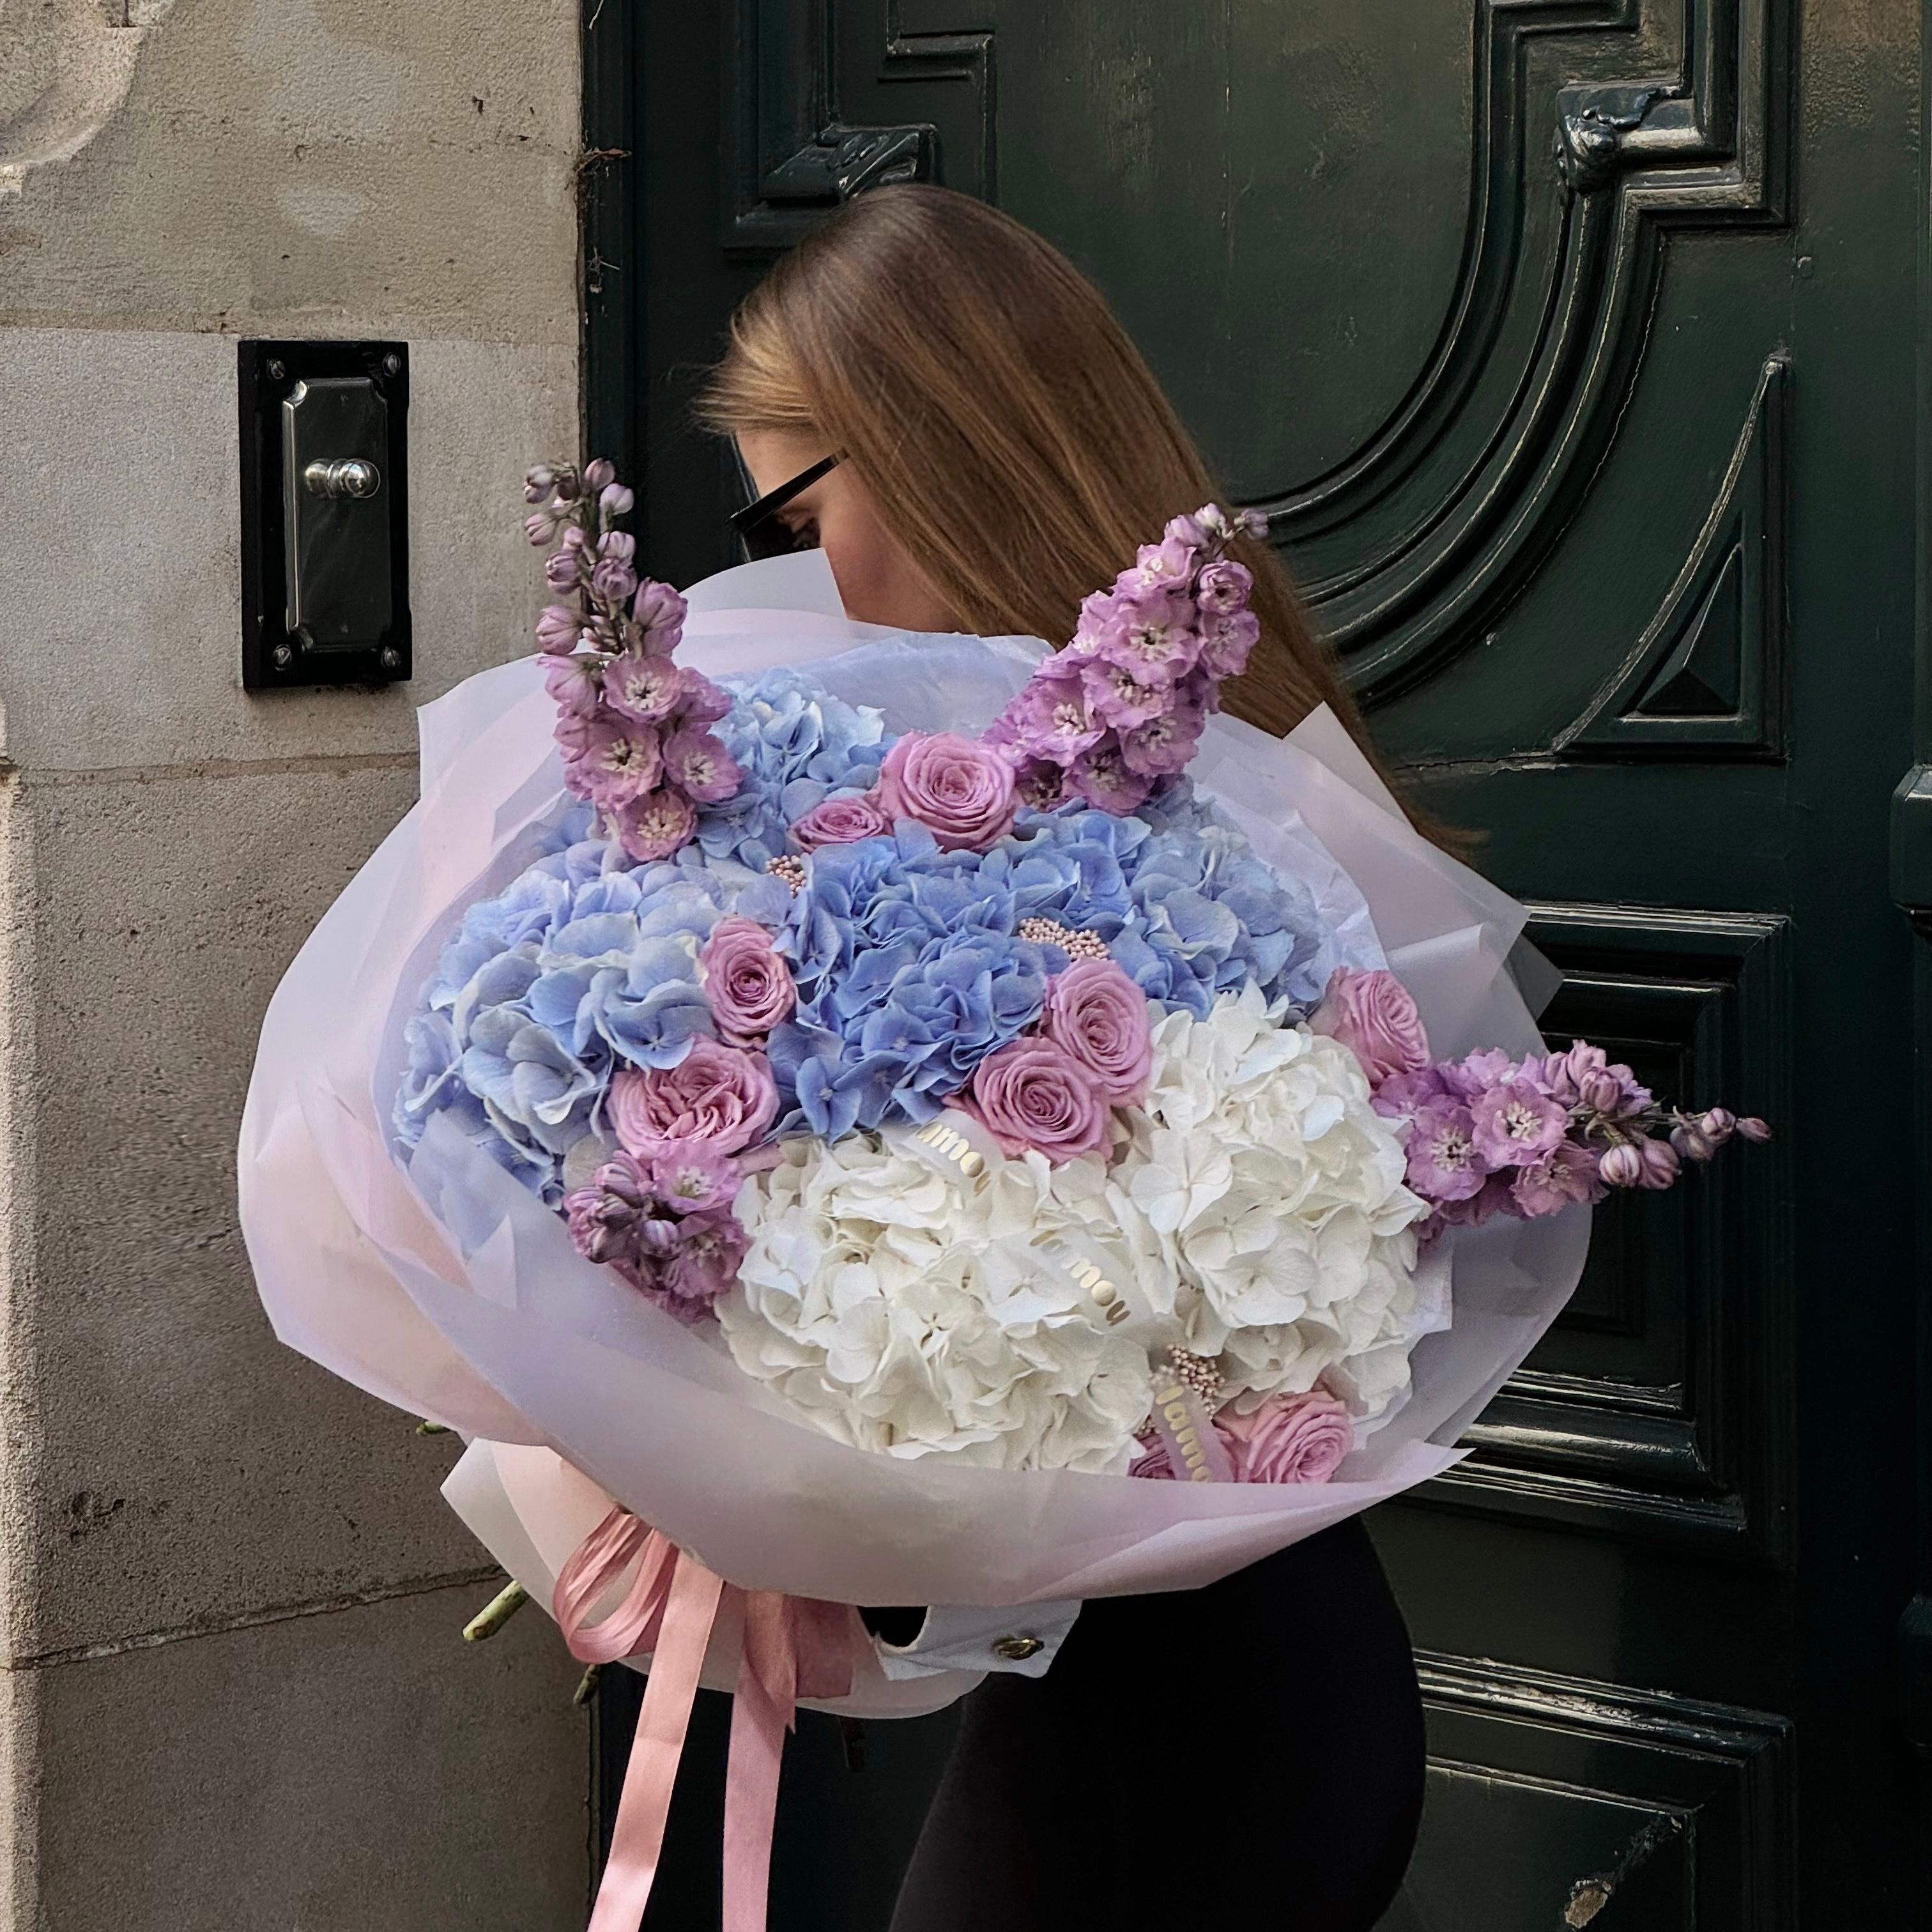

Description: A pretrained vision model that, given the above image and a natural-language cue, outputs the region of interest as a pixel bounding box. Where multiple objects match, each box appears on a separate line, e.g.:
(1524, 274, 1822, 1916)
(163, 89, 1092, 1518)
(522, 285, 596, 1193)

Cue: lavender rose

(1310, 967, 1432, 1087)
(609, 1039, 778, 1156)
(791, 793, 891, 850)
(1041, 960, 1153, 1103)
(959, 1039, 1111, 1163)
(1224, 1390, 1354, 1484)
(698, 916, 796, 1041)
(876, 730, 1019, 852)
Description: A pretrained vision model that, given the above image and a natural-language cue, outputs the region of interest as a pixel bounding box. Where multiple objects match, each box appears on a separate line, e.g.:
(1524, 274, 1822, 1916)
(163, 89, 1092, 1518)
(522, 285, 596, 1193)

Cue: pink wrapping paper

(239, 551, 1589, 1660)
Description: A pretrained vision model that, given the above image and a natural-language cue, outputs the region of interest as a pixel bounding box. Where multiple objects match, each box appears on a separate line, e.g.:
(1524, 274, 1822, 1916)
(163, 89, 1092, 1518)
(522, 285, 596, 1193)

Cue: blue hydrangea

(769, 821, 1066, 1135)
(694, 668, 893, 871)
(394, 822, 792, 1200)
(1006, 800, 1338, 1015)
(397, 663, 1347, 1193)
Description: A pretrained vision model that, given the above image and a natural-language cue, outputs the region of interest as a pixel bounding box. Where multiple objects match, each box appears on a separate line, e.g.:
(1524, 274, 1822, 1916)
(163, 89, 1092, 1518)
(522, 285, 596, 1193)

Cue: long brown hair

(698, 184, 1424, 824)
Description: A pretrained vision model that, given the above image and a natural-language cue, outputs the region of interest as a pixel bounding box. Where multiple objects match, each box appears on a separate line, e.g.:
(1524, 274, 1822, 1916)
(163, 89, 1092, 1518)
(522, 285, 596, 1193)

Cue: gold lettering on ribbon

(1036, 1232, 1131, 1326)
(1154, 1384, 1215, 1481)
(912, 1117, 987, 1181)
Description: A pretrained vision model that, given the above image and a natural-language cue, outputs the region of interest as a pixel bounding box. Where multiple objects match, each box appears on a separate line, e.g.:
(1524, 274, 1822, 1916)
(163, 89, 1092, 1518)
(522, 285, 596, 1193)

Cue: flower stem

(462, 1580, 529, 1643)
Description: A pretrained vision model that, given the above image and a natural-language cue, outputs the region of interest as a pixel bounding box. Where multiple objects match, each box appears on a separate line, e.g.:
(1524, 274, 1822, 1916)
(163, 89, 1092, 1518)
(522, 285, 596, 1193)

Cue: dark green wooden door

(586, 2, 1929, 1922)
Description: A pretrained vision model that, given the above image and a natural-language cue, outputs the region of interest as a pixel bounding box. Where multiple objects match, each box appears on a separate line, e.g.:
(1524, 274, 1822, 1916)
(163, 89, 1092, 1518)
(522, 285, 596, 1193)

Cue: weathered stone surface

(0, 328, 575, 774)
(0, 0, 581, 343)
(0, 761, 521, 1662)
(13, 1579, 587, 1929)
(0, 0, 590, 1904)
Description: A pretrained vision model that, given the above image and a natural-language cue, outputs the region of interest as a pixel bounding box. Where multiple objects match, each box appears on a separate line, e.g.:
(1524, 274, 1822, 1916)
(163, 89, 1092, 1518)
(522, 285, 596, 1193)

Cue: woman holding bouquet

(705, 184, 1427, 1932)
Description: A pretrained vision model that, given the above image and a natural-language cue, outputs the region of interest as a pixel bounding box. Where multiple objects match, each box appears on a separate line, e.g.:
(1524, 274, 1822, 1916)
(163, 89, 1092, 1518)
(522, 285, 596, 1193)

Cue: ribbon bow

(553, 1507, 863, 1932)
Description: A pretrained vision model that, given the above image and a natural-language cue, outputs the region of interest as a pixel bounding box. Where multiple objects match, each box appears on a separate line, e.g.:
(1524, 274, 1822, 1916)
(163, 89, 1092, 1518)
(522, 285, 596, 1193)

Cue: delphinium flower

(562, 1149, 749, 1324)
(1312, 968, 1771, 1237)
(524, 459, 740, 862)
(983, 503, 1269, 813)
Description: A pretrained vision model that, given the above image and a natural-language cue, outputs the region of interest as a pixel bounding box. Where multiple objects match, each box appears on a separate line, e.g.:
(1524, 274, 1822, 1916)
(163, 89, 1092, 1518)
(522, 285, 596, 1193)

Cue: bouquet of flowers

(240, 461, 1763, 1932)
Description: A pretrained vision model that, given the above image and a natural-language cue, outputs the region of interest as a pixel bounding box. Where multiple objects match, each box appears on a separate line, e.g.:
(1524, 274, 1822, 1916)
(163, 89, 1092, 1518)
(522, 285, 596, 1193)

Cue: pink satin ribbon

(555, 1507, 861, 1932)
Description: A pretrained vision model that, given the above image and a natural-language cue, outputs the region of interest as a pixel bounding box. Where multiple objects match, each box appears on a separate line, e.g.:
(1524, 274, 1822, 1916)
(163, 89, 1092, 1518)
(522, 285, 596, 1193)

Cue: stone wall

(0, 2, 588, 1923)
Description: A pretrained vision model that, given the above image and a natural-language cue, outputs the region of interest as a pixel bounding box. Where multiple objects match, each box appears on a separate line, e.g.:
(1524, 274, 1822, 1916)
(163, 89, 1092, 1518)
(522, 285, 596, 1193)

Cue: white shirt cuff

(871, 1600, 1082, 1680)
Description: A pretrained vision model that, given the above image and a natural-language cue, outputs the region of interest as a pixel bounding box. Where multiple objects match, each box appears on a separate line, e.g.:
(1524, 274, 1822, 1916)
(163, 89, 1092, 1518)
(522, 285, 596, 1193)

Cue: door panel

(590, 0, 1924, 1920)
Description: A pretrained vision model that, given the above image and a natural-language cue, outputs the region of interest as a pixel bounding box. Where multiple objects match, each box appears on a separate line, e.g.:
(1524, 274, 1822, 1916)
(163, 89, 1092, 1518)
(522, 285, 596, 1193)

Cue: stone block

(0, 0, 581, 342)
(16, 1579, 588, 1929)
(0, 327, 576, 774)
(3, 759, 512, 1661)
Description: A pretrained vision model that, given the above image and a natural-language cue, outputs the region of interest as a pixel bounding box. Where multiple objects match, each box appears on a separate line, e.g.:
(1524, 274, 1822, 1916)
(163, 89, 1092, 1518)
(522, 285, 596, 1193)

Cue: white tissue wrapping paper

(238, 553, 1588, 1698)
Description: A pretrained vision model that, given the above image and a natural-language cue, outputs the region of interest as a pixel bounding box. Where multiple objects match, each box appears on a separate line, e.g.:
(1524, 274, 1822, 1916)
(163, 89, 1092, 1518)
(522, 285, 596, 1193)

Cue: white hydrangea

(721, 1131, 1165, 1473)
(722, 985, 1432, 1468)
(1119, 985, 1429, 1418)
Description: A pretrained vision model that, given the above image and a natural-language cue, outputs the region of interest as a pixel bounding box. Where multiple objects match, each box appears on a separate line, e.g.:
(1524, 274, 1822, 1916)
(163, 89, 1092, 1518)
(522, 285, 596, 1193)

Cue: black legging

(887, 1519, 1425, 1931)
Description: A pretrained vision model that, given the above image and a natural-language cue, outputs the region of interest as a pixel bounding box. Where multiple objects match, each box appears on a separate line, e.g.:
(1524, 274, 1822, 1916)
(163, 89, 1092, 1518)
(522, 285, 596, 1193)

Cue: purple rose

(662, 726, 742, 804)
(1041, 960, 1153, 1103)
(603, 652, 684, 724)
(959, 1039, 1112, 1163)
(877, 731, 1019, 852)
(1469, 1080, 1570, 1168)
(611, 787, 698, 862)
(1310, 968, 1432, 1087)
(610, 1040, 779, 1158)
(1225, 1390, 1353, 1484)
(1509, 1140, 1605, 1217)
(790, 793, 891, 850)
(698, 916, 796, 1041)
(1194, 558, 1253, 618)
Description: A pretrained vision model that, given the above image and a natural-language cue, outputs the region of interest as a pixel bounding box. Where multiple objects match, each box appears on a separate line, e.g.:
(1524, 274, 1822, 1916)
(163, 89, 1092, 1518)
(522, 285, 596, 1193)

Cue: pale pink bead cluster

(1015, 916, 1110, 960)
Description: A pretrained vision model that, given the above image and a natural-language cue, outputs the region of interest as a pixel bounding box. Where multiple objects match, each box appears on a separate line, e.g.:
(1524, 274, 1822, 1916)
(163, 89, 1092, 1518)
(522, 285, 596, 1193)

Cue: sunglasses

(729, 452, 843, 562)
